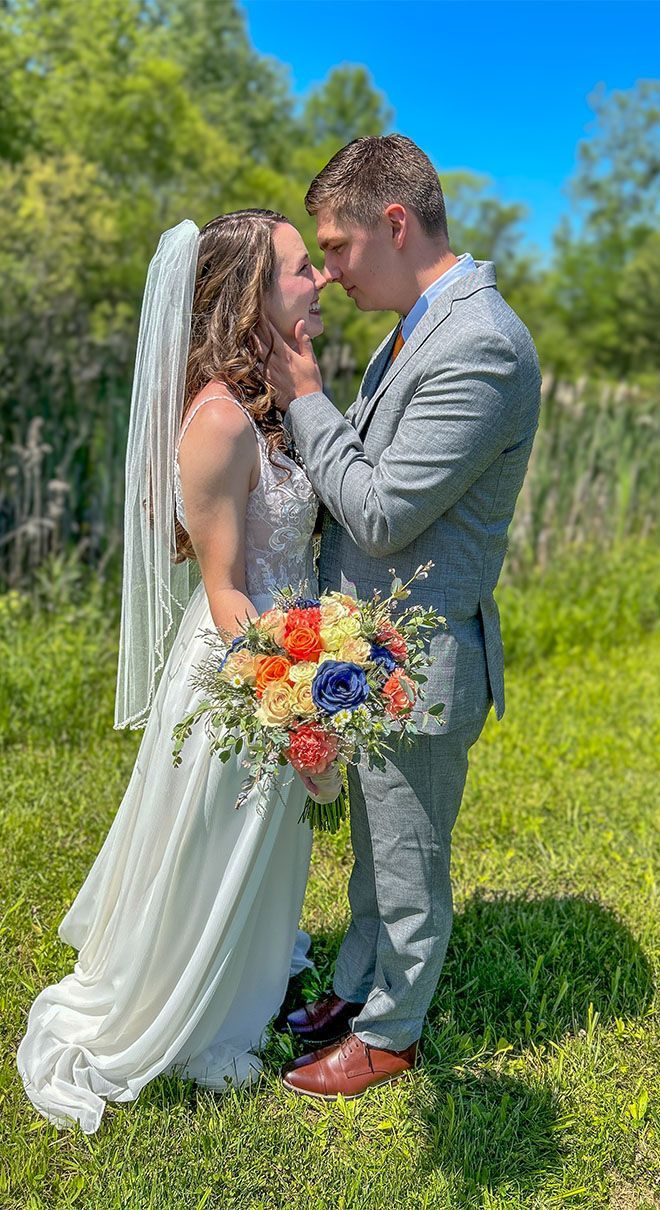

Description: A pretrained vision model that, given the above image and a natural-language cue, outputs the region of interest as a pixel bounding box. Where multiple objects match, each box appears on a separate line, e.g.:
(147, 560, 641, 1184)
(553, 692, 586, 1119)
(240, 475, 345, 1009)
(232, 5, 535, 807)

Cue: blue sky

(240, 0, 659, 260)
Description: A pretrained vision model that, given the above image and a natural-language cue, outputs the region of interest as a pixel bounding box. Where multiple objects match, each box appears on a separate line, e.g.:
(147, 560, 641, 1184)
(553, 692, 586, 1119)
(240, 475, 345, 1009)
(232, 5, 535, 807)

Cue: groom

(270, 134, 541, 1099)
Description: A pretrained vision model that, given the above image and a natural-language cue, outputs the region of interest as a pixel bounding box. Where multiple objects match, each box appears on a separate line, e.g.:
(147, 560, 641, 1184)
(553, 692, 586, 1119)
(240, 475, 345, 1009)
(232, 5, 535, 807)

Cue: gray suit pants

(332, 705, 490, 1050)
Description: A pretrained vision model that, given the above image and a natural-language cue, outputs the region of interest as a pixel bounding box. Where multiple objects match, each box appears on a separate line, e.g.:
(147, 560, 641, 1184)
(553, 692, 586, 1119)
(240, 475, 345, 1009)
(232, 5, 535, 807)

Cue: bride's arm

(180, 399, 322, 799)
(176, 400, 260, 635)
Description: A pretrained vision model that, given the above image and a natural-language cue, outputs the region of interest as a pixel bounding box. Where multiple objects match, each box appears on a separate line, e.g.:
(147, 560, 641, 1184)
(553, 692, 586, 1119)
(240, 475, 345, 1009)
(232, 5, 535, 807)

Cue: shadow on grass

(433, 889, 654, 1049)
(282, 891, 653, 1052)
(416, 1069, 560, 1200)
(264, 891, 653, 1199)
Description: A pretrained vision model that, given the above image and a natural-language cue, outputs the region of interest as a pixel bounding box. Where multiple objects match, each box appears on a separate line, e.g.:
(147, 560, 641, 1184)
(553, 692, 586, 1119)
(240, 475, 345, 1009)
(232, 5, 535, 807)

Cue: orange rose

(282, 625, 323, 663)
(255, 654, 293, 698)
(382, 670, 417, 717)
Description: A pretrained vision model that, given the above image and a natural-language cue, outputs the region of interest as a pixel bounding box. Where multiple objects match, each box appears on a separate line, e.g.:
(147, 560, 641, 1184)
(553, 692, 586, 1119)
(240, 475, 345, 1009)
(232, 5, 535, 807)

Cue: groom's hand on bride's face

(263, 320, 323, 412)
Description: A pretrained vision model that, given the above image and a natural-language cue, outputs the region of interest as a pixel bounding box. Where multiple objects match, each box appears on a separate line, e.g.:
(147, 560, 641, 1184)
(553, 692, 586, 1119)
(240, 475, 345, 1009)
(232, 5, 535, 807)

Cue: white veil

(114, 219, 201, 730)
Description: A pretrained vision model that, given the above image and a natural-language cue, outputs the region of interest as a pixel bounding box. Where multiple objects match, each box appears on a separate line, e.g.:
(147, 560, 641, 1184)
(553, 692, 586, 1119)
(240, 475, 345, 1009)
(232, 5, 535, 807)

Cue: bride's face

(266, 223, 326, 342)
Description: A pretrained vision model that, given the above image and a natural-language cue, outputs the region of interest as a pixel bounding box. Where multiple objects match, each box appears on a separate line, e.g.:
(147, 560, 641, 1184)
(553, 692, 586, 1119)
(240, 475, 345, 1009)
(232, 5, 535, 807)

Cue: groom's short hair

(305, 134, 448, 241)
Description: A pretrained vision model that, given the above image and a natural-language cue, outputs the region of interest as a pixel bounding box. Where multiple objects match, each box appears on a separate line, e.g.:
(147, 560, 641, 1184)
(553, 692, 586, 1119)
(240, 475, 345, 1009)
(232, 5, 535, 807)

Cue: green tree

(302, 64, 393, 146)
(549, 80, 660, 376)
(572, 79, 659, 237)
(619, 228, 660, 370)
(0, 0, 240, 557)
(440, 169, 537, 306)
(163, 0, 298, 172)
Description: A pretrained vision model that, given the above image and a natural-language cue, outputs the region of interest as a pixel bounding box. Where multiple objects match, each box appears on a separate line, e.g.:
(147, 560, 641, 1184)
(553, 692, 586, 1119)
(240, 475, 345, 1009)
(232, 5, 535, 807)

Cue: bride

(17, 209, 328, 1134)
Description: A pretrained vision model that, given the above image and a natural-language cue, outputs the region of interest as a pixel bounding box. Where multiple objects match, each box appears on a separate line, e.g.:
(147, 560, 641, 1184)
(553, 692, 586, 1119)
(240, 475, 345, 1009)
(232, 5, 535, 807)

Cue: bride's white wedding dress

(17, 397, 319, 1134)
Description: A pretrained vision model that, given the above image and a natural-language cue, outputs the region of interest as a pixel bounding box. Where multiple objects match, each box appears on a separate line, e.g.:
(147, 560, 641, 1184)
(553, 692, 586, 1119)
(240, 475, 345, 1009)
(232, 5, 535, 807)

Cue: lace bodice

(174, 395, 318, 610)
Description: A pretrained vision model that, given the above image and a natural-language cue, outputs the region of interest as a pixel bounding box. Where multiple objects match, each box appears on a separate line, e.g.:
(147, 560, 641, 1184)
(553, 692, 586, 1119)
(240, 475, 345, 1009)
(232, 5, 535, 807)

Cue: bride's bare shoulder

(185, 384, 252, 434)
(180, 387, 256, 453)
(178, 385, 258, 489)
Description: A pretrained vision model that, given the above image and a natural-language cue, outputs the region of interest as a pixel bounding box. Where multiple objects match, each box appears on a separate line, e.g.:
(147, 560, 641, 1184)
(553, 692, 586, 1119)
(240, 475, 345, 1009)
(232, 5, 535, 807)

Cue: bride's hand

(298, 762, 343, 804)
(299, 771, 321, 796)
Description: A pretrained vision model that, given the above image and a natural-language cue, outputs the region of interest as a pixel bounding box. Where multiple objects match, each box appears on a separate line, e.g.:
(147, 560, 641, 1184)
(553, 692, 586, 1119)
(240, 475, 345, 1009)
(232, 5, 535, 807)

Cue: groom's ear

(384, 204, 407, 248)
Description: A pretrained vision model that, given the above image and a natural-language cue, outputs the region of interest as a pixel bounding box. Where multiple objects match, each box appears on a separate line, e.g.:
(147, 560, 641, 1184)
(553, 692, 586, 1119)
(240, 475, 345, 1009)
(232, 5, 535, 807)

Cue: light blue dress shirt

(400, 252, 476, 342)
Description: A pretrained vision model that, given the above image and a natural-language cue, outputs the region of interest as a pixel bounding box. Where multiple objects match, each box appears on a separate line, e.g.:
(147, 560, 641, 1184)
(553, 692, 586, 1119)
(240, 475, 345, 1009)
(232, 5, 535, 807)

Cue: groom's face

(315, 208, 401, 312)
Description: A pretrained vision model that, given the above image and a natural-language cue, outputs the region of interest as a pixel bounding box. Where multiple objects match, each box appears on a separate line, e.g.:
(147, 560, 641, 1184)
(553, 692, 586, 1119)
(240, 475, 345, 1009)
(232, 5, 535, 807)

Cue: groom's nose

(322, 262, 341, 284)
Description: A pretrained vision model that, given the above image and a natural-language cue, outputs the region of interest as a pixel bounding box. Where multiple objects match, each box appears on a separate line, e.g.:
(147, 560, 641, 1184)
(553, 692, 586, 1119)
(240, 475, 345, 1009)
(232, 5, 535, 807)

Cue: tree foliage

(302, 64, 393, 146)
(541, 80, 660, 377)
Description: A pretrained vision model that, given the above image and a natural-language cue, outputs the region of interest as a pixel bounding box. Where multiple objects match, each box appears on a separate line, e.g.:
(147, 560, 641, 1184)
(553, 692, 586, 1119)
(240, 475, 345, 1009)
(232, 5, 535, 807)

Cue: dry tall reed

(1, 378, 657, 591)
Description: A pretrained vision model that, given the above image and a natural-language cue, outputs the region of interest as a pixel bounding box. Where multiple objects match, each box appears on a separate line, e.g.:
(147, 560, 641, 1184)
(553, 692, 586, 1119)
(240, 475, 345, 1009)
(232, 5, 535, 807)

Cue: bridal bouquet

(172, 563, 446, 833)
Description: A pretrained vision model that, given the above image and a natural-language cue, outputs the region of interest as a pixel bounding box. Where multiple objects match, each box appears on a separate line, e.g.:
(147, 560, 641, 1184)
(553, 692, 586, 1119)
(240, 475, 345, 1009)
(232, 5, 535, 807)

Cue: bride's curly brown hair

(175, 208, 296, 562)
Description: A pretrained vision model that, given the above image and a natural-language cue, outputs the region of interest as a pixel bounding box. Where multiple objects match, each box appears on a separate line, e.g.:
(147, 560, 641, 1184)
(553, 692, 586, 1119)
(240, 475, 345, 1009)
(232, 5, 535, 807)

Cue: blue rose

(311, 661, 370, 714)
(369, 643, 397, 673)
(218, 634, 247, 672)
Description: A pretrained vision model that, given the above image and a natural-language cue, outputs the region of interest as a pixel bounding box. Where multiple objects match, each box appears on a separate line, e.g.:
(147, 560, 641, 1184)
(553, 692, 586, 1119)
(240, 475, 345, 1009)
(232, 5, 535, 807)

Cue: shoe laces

(339, 1034, 367, 1062)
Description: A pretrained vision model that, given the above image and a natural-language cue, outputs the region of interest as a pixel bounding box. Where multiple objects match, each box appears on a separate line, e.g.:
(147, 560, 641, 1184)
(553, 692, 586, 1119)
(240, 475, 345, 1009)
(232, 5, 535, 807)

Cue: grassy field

(1, 543, 658, 1209)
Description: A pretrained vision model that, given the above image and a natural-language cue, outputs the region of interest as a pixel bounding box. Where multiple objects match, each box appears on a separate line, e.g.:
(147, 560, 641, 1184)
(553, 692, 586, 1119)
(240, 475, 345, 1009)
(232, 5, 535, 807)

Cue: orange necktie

(390, 326, 405, 362)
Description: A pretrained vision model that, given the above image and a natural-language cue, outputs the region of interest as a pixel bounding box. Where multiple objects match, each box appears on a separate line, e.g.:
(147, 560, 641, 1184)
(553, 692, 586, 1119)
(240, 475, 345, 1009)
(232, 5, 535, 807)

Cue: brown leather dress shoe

(286, 992, 366, 1047)
(282, 1032, 420, 1100)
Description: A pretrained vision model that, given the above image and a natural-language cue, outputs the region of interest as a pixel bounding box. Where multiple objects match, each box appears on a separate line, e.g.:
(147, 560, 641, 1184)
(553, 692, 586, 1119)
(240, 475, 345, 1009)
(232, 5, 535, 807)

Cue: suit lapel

(354, 261, 497, 438)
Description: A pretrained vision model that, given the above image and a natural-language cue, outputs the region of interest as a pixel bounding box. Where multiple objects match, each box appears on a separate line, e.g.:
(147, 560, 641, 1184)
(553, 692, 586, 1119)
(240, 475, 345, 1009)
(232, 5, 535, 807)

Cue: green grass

(0, 546, 658, 1209)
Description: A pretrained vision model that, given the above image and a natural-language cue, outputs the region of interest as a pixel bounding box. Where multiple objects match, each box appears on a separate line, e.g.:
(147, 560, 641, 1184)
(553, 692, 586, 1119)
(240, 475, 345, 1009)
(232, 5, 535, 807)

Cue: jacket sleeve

(287, 327, 521, 557)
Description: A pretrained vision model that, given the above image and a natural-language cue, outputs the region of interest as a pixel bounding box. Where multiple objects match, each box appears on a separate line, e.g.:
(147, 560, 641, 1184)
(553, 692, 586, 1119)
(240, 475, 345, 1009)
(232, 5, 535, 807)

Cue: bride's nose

(313, 266, 327, 291)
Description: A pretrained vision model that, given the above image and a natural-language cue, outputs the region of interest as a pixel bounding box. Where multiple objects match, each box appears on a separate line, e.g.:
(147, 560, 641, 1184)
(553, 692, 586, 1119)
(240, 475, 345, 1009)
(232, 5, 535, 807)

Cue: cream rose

(337, 637, 371, 666)
(254, 682, 296, 727)
(290, 680, 316, 717)
(334, 615, 361, 639)
(316, 652, 339, 666)
(319, 624, 344, 652)
(220, 648, 258, 685)
(289, 661, 318, 684)
(319, 600, 349, 625)
(328, 591, 358, 608)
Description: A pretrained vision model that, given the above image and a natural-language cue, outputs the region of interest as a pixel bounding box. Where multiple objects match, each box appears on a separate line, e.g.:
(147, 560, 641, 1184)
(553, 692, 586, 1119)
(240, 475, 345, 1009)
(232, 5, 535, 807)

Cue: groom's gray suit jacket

(287, 261, 541, 735)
